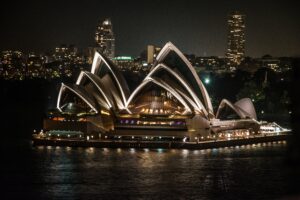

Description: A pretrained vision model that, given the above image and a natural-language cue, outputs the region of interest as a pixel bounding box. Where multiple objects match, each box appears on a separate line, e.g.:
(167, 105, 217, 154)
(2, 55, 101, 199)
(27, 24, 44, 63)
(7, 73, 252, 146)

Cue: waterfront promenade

(32, 134, 290, 150)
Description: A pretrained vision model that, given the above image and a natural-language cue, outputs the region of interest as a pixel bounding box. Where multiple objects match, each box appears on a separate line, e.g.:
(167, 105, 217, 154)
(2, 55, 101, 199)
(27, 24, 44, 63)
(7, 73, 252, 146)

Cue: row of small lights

(119, 120, 186, 125)
(36, 130, 233, 141)
(102, 135, 220, 141)
(104, 135, 166, 139)
(36, 130, 268, 142)
(37, 141, 287, 153)
(104, 136, 174, 140)
(36, 139, 286, 153)
(261, 110, 292, 114)
(35, 129, 84, 138)
(48, 133, 83, 138)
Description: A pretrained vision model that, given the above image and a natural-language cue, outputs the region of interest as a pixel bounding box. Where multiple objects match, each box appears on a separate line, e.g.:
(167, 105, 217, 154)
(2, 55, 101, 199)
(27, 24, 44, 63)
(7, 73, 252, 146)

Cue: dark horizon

(1, 0, 300, 57)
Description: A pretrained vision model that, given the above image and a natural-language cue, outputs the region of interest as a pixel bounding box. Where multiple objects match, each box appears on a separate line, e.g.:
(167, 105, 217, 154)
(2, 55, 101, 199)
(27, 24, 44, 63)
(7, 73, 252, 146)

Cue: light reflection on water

(1, 141, 290, 200)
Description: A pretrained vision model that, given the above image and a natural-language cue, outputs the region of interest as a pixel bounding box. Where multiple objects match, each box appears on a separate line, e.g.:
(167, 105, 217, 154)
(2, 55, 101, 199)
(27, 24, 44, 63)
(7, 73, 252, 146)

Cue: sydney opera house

(44, 42, 261, 141)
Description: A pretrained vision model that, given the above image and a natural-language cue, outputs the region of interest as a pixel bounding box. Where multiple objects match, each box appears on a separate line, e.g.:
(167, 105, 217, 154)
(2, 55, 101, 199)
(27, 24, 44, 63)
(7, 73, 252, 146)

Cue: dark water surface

(0, 140, 292, 200)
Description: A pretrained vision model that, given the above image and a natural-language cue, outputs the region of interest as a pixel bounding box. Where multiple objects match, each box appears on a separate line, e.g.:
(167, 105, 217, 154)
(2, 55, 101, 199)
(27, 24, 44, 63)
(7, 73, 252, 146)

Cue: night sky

(1, 0, 299, 57)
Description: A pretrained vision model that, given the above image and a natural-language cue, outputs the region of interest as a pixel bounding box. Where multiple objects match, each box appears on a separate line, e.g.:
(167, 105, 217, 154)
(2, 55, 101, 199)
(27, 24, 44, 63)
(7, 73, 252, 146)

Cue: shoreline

(32, 134, 291, 150)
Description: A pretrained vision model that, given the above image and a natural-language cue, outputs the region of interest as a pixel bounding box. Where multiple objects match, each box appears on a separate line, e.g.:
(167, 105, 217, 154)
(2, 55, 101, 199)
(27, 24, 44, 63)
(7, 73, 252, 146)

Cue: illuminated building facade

(27, 52, 44, 77)
(147, 45, 161, 64)
(113, 56, 133, 69)
(258, 55, 281, 72)
(44, 42, 261, 141)
(54, 45, 77, 58)
(95, 19, 115, 59)
(226, 11, 245, 69)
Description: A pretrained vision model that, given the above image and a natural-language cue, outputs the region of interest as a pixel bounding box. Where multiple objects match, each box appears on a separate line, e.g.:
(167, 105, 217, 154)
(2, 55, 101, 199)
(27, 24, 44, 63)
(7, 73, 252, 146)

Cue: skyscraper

(95, 18, 115, 59)
(147, 45, 161, 64)
(226, 11, 245, 68)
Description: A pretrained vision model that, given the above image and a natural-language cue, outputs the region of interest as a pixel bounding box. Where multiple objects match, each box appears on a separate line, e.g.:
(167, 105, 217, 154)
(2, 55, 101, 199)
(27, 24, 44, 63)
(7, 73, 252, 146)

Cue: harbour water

(1, 140, 292, 199)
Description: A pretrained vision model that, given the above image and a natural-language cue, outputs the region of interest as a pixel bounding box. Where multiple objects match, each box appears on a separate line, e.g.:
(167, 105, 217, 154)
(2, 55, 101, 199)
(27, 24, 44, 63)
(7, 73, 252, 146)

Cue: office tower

(147, 45, 161, 64)
(226, 11, 245, 68)
(95, 18, 115, 59)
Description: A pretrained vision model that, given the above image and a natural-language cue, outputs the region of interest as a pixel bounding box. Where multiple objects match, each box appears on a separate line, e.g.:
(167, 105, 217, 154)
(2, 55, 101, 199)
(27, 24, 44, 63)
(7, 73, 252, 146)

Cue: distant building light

(104, 20, 109, 25)
(113, 56, 133, 61)
(204, 78, 210, 84)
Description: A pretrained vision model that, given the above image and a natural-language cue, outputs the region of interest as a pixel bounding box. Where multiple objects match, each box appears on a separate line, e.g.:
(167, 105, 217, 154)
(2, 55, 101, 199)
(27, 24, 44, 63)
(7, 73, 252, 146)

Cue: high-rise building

(226, 11, 245, 68)
(147, 45, 161, 64)
(95, 18, 115, 59)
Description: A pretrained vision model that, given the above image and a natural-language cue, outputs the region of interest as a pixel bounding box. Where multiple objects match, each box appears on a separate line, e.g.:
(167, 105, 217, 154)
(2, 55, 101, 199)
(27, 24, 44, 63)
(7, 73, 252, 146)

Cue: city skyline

(1, 0, 299, 57)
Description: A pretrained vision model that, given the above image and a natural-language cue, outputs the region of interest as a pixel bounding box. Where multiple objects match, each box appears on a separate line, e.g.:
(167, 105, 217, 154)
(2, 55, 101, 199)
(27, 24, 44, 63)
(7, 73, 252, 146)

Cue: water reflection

(157, 148, 164, 153)
(1, 141, 289, 200)
(117, 148, 122, 153)
(193, 150, 199, 155)
(130, 148, 135, 153)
